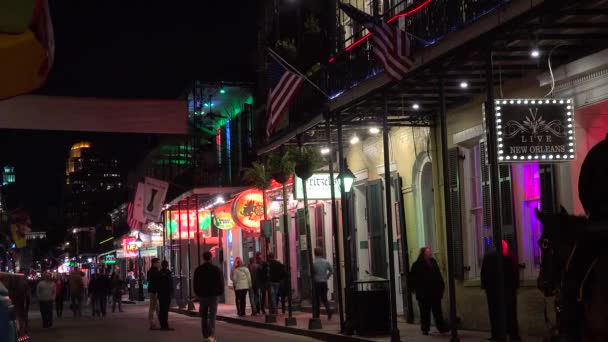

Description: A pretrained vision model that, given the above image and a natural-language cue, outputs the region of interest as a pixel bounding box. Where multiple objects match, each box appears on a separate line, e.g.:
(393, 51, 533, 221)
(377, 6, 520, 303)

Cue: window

(462, 144, 486, 277)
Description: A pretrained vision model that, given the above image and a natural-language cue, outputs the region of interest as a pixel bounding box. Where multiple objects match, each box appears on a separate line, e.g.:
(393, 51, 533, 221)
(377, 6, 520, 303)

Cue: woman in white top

(231, 257, 252, 316)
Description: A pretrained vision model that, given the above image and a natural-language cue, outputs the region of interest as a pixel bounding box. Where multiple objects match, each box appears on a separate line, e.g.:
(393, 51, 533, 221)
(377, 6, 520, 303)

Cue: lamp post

(337, 164, 355, 335)
(135, 234, 144, 302)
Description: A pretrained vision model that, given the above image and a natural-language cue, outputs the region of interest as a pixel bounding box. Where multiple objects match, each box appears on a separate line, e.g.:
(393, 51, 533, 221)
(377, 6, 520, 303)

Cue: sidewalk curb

(170, 307, 371, 342)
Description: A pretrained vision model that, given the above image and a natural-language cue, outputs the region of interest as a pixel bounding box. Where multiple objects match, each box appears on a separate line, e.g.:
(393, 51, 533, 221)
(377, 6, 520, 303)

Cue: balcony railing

(332, 0, 512, 94)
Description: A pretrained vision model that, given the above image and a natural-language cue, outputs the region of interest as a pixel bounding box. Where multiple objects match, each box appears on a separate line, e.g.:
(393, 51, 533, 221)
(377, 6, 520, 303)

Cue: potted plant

(268, 150, 295, 185)
(294, 146, 324, 181)
(242, 160, 272, 221)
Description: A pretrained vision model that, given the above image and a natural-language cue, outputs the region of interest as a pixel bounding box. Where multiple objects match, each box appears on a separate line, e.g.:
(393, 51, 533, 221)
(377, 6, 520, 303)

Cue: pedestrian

(481, 240, 521, 341)
(230, 257, 252, 317)
(147, 258, 161, 329)
(409, 247, 448, 335)
(110, 272, 124, 313)
(95, 270, 110, 317)
(248, 255, 261, 315)
(267, 253, 286, 314)
(194, 251, 224, 342)
(82, 271, 90, 305)
(157, 260, 175, 331)
(312, 247, 333, 320)
(37, 273, 56, 328)
(256, 253, 269, 315)
(68, 269, 84, 317)
(54, 274, 65, 318)
(89, 274, 98, 316)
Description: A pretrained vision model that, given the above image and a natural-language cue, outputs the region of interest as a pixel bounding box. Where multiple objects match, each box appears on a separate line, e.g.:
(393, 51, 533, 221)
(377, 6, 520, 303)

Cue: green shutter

(447, 148, 464, 279)
(499, 165, 517, 258)
(480, 141, 493, 254)
(367, 180, 387, 278)
(539, 164, 557, 214)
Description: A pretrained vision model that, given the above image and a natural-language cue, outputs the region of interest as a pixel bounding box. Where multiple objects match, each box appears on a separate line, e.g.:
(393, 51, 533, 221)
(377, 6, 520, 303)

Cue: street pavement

(28, 303, 319, 342)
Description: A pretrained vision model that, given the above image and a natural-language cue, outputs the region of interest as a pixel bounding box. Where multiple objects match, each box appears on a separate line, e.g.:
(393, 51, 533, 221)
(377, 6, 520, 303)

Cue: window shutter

(480, 141, 494, 254)
(539, 164, 557, 214)
(499, 165, 518, 258)
(367, 180, 387, 278)
(447, 147, 464, 279)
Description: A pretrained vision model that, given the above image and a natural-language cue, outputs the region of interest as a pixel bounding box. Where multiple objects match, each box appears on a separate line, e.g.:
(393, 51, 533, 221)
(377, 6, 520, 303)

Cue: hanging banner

(143, 177, 169, 221)
(232, 190, 268, 231)
(493, 99, 575, 163)
(133, 182, 145, 223)
(293, 173, 340, 200)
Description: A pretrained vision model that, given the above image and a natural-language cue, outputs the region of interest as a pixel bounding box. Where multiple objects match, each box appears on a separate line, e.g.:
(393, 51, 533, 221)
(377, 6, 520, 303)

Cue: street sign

(494, 99, 575, 163)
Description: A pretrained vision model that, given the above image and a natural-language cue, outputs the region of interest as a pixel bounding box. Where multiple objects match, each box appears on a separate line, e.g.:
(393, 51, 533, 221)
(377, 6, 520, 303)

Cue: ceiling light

(531, 49, 540, 58)
(320, 147, 330, 155)
(350, 135, 360, 145)
(412, 103, 420, 110)
(369, 127, 380, 134)
(219, 88, 226, 94)
(460, 81, 468, 89)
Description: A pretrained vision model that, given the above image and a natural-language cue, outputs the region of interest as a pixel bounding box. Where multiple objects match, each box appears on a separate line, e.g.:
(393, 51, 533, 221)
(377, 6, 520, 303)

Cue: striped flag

(338, 3, 413, 81)
(127, 201, 141, 230)
(266, 59, 304, 137)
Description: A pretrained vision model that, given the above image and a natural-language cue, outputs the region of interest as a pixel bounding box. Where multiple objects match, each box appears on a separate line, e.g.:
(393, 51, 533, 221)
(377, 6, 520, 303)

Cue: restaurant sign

(232, 190, 268, 231)
(494, 99, 575, 163)
(294, 173, 340, 200)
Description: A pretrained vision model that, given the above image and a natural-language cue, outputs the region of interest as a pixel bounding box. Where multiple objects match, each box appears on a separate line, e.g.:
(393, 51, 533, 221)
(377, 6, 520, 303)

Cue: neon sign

(167, 210, 211, 239)
(122, 237, 138, 258)
(232, 190, 268, 231)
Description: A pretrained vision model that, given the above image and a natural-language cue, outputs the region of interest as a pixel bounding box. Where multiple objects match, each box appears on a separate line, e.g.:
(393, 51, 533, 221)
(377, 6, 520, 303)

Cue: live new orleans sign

(493, 99, 576, 163)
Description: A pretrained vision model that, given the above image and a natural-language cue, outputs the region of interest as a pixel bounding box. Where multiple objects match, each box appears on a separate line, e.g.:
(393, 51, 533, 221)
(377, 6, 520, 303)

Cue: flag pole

(267, 48, 329, 99)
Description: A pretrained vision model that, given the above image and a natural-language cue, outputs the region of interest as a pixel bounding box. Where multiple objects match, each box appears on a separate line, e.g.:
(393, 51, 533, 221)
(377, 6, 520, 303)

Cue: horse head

(534, 206, 587, 296)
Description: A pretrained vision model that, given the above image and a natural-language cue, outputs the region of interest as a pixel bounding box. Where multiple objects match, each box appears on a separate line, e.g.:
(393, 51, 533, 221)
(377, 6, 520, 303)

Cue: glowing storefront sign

(122, 237, 138, 258)
(214, 211, 235, 230)
(166, 210, 211, 239)
(232, 190, 268, 231)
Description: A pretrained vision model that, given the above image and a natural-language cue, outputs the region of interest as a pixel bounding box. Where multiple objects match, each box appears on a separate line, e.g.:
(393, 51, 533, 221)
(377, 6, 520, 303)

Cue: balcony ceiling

(292, 0, 608, 146)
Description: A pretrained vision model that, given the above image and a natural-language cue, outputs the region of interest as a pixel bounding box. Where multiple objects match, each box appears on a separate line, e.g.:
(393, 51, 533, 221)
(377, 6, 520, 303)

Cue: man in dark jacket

(147, 258, 161, 329)
(256, 253, 269, 315)
(94, 270, 110, 317)
(267, 253, 286, 314)
(481, 240, 521, 341)
(194, 251, 224, 341)
(157, 260, 174, 331)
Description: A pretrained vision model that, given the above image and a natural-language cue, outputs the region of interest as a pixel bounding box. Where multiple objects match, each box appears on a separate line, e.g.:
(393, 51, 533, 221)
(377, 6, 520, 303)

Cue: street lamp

(135, 234, 145, 301)
(337, 168, 355, 194)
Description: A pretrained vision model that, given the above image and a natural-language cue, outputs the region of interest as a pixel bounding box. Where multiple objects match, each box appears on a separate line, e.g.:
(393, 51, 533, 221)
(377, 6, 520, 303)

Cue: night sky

(1, 1, 257, 230)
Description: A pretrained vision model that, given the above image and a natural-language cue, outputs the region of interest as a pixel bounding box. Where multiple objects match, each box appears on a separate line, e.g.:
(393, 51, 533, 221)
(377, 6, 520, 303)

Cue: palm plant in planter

(267, 149, 297, 325)
(242, 160, 272, 221)
(294, 146, 325, 328)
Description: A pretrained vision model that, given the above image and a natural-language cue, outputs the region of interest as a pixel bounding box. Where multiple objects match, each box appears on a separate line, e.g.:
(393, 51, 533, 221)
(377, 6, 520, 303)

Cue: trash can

(351, 278, 391, 336)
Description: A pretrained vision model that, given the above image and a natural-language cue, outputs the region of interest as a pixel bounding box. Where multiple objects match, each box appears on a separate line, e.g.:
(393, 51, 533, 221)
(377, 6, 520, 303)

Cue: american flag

(127, 201, 141, 230)
(266, 59, 304, 137)
(339, 3, 413, 81)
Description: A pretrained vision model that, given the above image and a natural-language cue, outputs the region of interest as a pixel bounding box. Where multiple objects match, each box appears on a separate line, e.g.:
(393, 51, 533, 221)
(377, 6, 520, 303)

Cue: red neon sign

(122, 237, 138, 258)
(329, 0, 433, 63)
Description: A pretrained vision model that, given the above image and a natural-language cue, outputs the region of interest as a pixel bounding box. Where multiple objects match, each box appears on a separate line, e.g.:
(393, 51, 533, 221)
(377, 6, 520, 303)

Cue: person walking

(88, 274, 98, 317)
(312, 247, 333, 320)
(256, 253, 269, 315)
(94, 270, 110, 317)
(230, 257, 252, 317)
(409, 247, 448, 335)
(147, 258, 161, 329)
(157, 260, 174, 331)
(110, 272, 124, 313)
(36, 273, 56, 328)
(194, 251, 224, 342)
(267, 253, 286, 314)
(68, 269, 84, 317)
(248, 255, 261, 315)
(481, 240, 521, 341)
(54, 275, 65, 318)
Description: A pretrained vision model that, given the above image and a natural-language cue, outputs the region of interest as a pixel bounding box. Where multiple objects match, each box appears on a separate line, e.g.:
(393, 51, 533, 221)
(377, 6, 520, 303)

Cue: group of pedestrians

(35, 268, 127, 328)
(146, 258, 174, 331)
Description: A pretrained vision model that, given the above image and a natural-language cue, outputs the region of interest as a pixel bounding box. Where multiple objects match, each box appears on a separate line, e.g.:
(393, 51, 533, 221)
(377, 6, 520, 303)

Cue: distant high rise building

(64, 142, 125, 235)
(2, 166, 15, 186)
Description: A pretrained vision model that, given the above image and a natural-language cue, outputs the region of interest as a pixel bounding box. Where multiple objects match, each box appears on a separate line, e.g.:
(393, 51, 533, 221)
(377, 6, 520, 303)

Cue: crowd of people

(35, 269, 127, 328)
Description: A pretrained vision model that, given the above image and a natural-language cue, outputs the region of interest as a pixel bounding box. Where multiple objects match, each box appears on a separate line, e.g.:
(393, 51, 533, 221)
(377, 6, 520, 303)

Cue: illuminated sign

(493, 99, 575, 163)
(294, 173, 340, 200)
(232, 190, 268, 231)
(167, 210, 211, 239)
(102, 255, 116, 264)
(122, 237, 138, 258)
(214, 211, 234, 230)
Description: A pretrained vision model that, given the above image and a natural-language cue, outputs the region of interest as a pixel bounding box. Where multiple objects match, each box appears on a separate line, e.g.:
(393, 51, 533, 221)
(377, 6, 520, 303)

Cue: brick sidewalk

(171, 303, 542, 341)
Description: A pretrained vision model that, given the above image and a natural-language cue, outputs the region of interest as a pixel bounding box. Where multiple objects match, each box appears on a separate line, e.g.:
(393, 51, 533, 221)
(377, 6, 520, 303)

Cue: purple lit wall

(521, 163, 542, 266)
